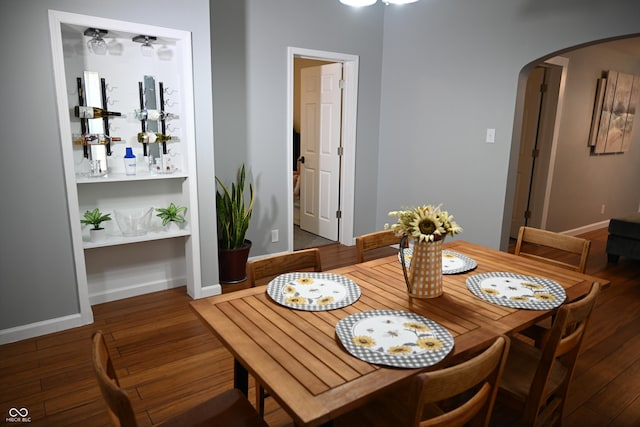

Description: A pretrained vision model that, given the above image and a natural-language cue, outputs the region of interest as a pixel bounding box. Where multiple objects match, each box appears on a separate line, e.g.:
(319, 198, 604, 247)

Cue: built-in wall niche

(61, 22, 185, 177)
(49, 10, 208, 328)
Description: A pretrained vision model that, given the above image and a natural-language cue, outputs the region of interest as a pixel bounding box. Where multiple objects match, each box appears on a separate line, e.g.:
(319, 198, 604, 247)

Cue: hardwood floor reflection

(0, 228, 638, 426)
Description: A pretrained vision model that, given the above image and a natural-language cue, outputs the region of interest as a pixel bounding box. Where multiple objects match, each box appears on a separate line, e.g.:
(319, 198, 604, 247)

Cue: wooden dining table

(190, 240, 608, 427)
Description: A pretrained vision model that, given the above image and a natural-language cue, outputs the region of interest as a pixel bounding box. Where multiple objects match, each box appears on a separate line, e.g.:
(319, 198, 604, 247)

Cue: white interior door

(299, 63, 343, 241)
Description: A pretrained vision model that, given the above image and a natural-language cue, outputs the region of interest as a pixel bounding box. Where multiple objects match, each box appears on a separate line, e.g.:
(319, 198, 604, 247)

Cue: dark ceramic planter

(218, 239, 252, 283)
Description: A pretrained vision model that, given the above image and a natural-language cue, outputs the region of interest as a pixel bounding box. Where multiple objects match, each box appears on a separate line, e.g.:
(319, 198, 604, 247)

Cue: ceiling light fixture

(383, 0, 419, 4)
(339, 0, 419, 6)
(339, 0, 377, 6)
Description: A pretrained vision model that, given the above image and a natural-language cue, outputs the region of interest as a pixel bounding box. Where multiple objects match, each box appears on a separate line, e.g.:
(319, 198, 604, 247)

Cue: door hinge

(524, 210, 531, 219)
(337, 146, 344, 156)
(532, 148, 539, 158)
(339, 79, 345, 90)
(336, 210, 342, 219)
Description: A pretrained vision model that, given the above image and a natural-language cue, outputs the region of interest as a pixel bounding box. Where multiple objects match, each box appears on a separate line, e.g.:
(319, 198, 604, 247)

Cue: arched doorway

(506, 36, 640, 246)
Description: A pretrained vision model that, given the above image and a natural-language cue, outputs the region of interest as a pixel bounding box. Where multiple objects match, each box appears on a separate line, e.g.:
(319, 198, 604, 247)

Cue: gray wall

(546, 44, 640, 231)
(376, 0, 640, 250)
(211, 0, 640, 258)
(212, 0, 385, 256)
(2, 0, 640, 336)
(0, 0, 215, 330)
(0, 1, 78, 329)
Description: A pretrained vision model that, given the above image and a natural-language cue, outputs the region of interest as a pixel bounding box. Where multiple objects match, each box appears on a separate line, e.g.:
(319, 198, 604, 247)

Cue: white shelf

(76, 171, 188, 184)
(83, 228, 191, 249)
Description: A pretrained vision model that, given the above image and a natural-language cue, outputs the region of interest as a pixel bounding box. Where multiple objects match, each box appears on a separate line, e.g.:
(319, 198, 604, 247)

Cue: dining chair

(335, 335, 510, 427)
(497, 281, 601, 427)
(514, 226, 592, 346)
(355, 229, 404, 263)
(246, 247, 322, 287)
(245, 247, 322, 415)
(91, 330, 267, 427)
(514, 226, 591, 273)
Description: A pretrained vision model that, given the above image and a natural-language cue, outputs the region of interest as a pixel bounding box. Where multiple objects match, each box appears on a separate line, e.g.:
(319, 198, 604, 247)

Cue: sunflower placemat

(466, 272, 566, 310)
(266, 272, 361, 311)
(398, 249, 477, 274)
(335, 310, 454, 368)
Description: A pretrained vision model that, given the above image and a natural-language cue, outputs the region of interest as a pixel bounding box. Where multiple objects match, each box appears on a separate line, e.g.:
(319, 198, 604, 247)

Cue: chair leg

(257, 384, 266, 416)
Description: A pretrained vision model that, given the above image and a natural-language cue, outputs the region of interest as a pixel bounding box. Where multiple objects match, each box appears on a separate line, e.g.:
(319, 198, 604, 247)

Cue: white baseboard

(0, 313, 89, 345)
(88, 278, 185, 305)
(1, 279, 221, 344)
(562, 220, 610, 236)
(197, 284, 222, 298)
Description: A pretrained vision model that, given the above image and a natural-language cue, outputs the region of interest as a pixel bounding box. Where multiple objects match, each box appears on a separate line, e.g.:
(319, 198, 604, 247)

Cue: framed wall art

(589, 70, 640, 154)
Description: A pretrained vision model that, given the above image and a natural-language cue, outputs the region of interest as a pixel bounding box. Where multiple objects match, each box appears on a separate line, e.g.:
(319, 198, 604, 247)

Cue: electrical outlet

(601, 204, 606, 214)
(271, 229, 279, 243)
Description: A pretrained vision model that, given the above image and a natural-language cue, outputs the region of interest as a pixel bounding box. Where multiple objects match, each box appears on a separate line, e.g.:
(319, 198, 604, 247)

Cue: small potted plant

(216, 164, 254, 283)
(156, 202, 187, 231)
(81, 208, 112, 243)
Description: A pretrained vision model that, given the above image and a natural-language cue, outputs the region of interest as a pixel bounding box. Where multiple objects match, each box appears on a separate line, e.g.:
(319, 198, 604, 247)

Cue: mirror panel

(84, 71, 105, 135)
(144, 75, 160, 160)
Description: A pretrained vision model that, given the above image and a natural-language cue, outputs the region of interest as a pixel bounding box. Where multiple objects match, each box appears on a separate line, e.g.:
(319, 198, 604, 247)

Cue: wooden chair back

(514, 226, 591, 273)
(355, 230, 404, 263)
(92, 331, 137, 427)
(499, 282, 601, 426)
(408, 335, 510, 427)
(246, 248, 322, 413)
(246, 248, 322, 287)
(92, 331, 268, 427)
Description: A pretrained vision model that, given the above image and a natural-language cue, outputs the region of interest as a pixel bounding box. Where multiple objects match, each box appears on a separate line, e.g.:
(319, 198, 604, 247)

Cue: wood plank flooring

(1, 228, 638, 426)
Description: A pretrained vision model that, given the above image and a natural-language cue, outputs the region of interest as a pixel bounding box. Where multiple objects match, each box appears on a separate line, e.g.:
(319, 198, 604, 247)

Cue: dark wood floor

(1, 228, 639, 426)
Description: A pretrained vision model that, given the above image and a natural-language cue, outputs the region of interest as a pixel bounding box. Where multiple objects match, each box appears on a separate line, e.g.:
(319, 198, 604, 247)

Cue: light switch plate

(486, 128, 496, 143)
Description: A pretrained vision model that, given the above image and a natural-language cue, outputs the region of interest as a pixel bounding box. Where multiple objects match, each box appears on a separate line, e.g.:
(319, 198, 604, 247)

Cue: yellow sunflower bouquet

(387, 204, 463, 243)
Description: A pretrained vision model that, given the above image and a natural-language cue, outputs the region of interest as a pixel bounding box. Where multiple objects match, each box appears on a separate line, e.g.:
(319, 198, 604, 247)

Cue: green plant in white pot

(156, 203, 187, 231)
(216, 164, 254, 283)
(81, 208, 111, 243)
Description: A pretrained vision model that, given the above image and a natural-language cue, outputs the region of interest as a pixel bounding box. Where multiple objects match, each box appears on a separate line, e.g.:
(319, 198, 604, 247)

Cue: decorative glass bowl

(114, 207, 153, 236)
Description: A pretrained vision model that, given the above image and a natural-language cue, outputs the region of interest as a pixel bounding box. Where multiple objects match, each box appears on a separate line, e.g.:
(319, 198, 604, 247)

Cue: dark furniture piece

(606, 213, 640, 262)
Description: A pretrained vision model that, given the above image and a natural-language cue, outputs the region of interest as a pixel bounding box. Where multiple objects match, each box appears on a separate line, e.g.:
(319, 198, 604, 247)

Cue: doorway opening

(510, 57, 567, 239)
(287, 48, 359, 251)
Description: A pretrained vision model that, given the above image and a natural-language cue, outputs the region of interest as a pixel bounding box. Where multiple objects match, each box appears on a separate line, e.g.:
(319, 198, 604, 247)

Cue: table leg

(234, 359, 249, 396)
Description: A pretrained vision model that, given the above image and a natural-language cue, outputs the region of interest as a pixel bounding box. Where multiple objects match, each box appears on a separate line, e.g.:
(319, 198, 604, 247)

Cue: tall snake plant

(216, 164, 255, 250)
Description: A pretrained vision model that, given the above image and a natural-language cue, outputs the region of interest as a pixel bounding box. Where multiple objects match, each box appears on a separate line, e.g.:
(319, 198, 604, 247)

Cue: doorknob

(300, 156, 305, 164)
